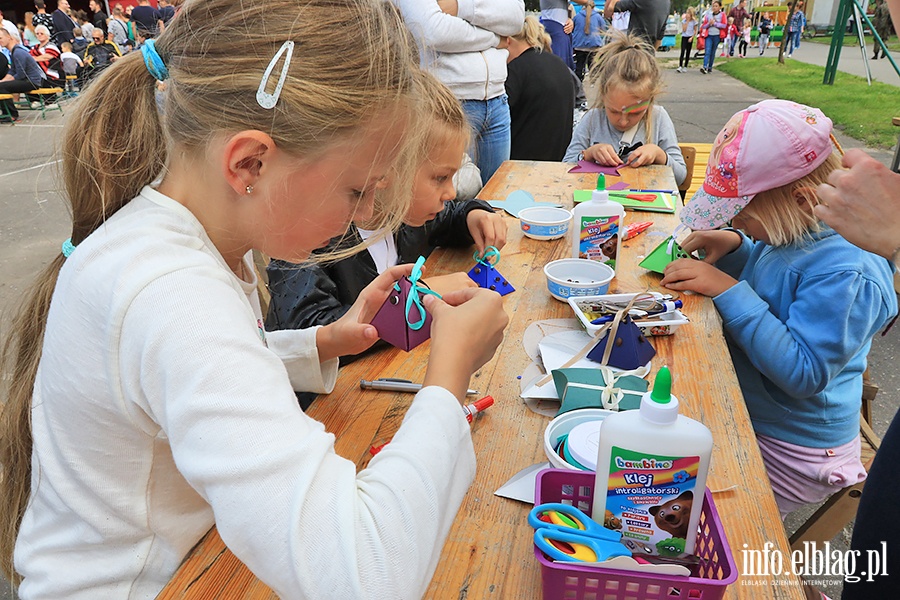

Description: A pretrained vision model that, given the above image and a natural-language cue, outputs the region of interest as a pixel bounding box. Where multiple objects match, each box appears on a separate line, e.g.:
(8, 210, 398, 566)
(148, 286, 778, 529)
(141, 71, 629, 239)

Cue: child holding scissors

(266, 70, 507, 349)
(563, 31, 686, 186)
(0, 1, 508, 597)
(662, 100, 897, 517)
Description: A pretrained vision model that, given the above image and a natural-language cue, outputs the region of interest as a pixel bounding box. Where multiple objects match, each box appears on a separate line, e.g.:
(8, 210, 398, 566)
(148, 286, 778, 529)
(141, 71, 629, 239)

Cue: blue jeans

(728, 35, 738, 55)
(787, 30, 801, 53)
(540, 18, 575, 71)
(703, 34, 721, 70)
(461, 94, 511, 186)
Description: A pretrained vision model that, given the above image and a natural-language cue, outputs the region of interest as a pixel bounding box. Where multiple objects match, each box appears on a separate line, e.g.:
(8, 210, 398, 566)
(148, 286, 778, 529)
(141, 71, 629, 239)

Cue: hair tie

(141, 39, 169, 82)
(61, 238, 76, 258)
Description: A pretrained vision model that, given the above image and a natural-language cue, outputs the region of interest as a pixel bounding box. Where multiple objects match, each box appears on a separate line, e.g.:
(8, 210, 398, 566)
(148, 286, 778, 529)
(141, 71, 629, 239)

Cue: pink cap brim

(679, 186, 755, 231)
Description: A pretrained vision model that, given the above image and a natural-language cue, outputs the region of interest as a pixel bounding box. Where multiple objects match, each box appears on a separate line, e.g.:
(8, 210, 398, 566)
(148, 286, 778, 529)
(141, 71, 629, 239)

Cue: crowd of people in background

(0, 0, 179, 92)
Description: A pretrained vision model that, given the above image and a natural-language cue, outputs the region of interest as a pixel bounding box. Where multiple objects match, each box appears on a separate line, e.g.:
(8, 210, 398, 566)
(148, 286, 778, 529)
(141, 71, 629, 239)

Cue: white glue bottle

(592, 367, 712, 557)
(571, 174, 626, 271)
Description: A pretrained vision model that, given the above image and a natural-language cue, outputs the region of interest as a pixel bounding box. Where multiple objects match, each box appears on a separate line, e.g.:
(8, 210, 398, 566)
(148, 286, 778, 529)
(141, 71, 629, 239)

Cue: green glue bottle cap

(640, 366, 680, 424)
(650, 367, 672, 404)
(596, 174, 606, 191)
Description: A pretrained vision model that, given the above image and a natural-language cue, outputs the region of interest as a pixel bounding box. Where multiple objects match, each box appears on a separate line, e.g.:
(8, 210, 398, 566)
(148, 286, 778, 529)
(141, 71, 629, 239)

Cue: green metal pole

(850, 0, 900, 80)
(824, 0, 851, 85)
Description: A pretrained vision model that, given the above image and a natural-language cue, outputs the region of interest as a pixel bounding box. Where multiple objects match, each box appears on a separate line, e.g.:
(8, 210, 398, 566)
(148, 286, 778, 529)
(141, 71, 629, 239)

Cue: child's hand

(582, 143, 623, 167)
(623, 143, 666, 168)
(422, 288, 508, 400)
(660, 258, 738, 297)
(680, 230, 742, 264)
(316, 264, 413, 361)
(466, 209, 508, 252)
(422, 272, 477, 297)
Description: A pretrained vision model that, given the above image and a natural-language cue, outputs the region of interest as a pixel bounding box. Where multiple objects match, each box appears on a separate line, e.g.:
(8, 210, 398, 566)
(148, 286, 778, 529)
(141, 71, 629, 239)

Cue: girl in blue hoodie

(662, 100, 898, 517)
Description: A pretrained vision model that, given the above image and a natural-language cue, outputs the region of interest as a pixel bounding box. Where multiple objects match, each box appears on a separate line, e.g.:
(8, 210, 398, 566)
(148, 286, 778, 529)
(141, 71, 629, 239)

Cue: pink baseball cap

(680, 100, 835, 231)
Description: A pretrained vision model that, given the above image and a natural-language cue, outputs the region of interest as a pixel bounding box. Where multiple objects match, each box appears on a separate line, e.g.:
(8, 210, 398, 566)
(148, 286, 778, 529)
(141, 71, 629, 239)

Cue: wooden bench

(16, 87, 64, 119)
(0, 93, 15, 123)
(679, 142, 712, 200)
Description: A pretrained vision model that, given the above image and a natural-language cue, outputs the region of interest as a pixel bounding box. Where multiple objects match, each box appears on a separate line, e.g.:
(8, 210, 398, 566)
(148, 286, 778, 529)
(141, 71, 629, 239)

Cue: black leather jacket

(266, 198, 493, 336)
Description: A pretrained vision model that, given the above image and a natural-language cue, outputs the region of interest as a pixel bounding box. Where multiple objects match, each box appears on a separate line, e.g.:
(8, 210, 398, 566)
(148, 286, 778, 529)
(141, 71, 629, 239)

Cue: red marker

(463, 396, 494, 423)
(624, 221, 653, 240)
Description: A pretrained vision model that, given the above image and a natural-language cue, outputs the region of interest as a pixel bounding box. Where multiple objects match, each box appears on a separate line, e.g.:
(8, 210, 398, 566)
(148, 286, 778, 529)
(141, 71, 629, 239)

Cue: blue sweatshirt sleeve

(714, 230, 754, 279)
(713, 269, 892, 399)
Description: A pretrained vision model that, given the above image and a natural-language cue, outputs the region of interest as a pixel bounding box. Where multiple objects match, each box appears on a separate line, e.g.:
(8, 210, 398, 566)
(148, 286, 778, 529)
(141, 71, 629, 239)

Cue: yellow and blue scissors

(529, 503, 631, 563)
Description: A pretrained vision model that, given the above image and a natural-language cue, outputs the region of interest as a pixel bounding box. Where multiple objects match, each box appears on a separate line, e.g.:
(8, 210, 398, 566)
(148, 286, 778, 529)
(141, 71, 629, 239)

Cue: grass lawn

(715, 57, 900, 149)
(806, 33, 900, 52)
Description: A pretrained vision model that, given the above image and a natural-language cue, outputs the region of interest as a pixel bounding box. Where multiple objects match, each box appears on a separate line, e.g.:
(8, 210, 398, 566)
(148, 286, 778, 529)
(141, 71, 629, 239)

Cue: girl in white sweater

(0, 1, 507, 598)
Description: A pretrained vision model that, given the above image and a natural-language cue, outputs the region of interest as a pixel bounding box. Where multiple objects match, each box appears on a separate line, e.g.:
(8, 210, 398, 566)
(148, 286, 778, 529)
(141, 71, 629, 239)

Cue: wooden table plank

(159, 161, 804, 600)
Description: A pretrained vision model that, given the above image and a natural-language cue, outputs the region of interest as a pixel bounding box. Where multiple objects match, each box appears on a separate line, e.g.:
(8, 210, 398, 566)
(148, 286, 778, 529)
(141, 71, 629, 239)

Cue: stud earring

(246, 185, 254, 195)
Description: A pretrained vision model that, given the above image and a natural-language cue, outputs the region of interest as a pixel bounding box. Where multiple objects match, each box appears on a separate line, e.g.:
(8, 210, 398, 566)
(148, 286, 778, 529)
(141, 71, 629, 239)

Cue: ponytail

(0, 52, 163, 585)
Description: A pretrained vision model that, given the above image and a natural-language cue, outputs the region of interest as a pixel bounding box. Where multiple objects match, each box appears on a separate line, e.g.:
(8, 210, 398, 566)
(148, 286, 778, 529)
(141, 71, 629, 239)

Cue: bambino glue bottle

(571, 174, 626, 270)
(592, 367, 712, 557)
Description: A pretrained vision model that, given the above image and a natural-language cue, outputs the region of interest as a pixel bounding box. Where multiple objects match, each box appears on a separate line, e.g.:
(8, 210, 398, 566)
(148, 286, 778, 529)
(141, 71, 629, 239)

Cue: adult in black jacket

(505, 16, 576, 161)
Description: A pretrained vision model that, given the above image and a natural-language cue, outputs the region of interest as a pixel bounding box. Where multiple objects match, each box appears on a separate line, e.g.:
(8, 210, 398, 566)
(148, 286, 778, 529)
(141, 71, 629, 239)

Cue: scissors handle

(534, 528, 631, 563)
(528, 503, 622, 543)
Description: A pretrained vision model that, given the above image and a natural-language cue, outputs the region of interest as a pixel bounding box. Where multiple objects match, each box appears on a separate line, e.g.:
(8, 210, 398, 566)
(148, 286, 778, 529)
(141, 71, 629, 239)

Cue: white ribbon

(563, 366, 645, 411)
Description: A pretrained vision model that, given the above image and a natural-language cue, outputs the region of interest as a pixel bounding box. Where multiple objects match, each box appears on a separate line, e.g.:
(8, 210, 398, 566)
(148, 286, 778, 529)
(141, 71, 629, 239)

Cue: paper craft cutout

(370, 256, 440, 351)
(587, 316, 657, 371)
(467, 246, 515, 296)
(568, 160, 622, 175)
(487, 190, 562, 218)
(639, 236, 691, 274)
(606, 181, 631, 191)
(552, 367, 648, 416)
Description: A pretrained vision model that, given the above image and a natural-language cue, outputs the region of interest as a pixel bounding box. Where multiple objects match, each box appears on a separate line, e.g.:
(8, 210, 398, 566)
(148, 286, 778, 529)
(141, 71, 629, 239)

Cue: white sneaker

(45, 103, 58, 109)
(30, 101, 40, 109)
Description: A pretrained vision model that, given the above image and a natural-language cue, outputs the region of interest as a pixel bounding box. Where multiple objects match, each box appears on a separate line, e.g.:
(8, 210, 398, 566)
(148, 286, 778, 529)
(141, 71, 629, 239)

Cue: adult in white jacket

(392, 0, 525, 186)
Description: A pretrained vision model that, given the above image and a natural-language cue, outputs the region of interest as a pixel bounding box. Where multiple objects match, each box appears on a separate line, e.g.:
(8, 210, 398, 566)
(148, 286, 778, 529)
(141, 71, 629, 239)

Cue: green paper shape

(552, 368, 648, 416)
(639, 236, 691, 274)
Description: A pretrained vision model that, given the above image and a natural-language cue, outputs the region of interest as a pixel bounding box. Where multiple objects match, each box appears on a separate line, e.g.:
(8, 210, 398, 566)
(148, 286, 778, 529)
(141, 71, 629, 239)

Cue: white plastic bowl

(544, 408, 615, 471)
(518, 206, 572, 240)
(543, 259, 615, 302)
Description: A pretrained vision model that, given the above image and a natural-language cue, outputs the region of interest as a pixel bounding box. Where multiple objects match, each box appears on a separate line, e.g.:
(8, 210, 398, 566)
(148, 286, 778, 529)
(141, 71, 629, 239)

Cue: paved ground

(0, 41, 897, 599)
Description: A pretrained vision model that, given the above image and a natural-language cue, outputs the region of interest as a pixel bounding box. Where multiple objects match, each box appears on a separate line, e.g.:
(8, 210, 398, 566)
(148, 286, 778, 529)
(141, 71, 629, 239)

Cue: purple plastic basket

(534, 469, 737, 600)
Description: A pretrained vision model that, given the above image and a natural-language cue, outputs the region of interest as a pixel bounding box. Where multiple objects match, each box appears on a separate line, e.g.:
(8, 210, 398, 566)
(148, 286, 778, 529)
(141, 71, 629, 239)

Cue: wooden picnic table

(158, 161, 804, 599)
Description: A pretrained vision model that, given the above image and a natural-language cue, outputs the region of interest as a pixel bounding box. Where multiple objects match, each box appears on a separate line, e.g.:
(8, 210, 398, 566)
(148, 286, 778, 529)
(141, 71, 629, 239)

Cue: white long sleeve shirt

(391, 0, 525, 100)
(15, 186, 477, 599)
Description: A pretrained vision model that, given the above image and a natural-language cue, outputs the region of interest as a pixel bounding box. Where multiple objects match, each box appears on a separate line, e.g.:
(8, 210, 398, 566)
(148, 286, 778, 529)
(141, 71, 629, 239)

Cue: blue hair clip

(398, 256, 442, 331)
(141, 39, 169, 82)
(61, 238, 76, 258)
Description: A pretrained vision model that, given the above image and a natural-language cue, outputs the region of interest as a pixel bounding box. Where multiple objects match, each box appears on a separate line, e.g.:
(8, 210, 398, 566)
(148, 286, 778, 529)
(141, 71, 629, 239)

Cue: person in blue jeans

(700, 1, 726, 73)
(786, 4, 806, 56)
(391, 0, 525, 186)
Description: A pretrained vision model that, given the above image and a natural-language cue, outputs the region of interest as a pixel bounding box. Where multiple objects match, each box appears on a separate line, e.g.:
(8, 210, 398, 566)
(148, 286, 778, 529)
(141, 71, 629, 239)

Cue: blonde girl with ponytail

(562, 30, 687, 186)
(0, 0, 507, 597)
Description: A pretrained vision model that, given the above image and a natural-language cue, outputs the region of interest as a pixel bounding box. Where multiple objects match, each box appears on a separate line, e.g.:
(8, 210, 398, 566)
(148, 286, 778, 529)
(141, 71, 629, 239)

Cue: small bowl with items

(518, 206, 572, 241)
(544, 408, 615, 471)
(569, 292, 690, 337)
(543, 258, 615, 301)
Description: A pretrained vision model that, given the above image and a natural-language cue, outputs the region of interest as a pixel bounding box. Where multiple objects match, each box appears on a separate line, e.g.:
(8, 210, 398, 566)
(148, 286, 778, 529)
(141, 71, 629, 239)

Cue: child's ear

(221, 130, 276, 197)
(793, 186, 818, 214)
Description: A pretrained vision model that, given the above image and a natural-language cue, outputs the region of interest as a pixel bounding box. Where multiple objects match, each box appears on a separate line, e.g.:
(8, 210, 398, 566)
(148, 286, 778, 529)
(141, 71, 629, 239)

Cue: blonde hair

(512, 15, 552, 53)
(586, 31, 663, 139)
(0, 0, 420, 584)
(415, 69, 469, 153)
(738, 151, 843, 246)
(685, 7, 695, 20)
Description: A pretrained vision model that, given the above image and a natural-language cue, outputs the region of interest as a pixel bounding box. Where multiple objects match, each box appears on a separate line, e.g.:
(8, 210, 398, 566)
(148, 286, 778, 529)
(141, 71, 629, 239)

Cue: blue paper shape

(487, 190, 562, 218)
(467, 262, 515, 296)
(586, 317, 656, 371)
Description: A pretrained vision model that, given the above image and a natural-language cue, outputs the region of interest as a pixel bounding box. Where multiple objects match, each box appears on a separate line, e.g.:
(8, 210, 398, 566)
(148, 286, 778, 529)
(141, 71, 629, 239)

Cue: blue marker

(590, 300, 683, 325)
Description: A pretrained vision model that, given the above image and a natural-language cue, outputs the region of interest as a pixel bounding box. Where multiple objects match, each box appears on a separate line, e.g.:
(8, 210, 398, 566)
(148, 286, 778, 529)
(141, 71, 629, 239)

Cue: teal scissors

(529, 503, 631, 563)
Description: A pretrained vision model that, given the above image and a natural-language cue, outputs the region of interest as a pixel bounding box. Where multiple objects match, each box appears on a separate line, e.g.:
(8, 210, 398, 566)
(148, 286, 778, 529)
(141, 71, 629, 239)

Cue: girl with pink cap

(662, 100, 898, 517)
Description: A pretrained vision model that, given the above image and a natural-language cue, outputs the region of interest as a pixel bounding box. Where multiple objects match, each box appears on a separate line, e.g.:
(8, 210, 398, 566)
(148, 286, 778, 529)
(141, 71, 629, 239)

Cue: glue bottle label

(576, 215, 620, 269)
(602, 446, 700, 558)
